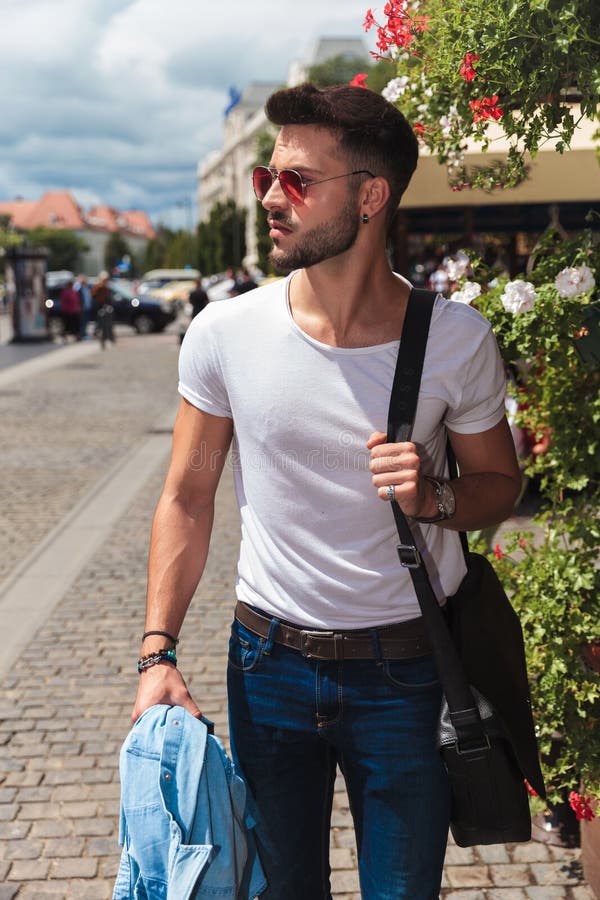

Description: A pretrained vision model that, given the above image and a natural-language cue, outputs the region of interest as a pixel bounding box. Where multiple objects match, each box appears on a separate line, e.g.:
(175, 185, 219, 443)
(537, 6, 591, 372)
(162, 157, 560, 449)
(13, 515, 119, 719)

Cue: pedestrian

(92, 273, 115, 349)
(230, 267, 259, 296)
(188, 278, 209, 318)
(75, 274, 93, 340)
(58, 279, 81, 341)
(131, 83, 521, 900)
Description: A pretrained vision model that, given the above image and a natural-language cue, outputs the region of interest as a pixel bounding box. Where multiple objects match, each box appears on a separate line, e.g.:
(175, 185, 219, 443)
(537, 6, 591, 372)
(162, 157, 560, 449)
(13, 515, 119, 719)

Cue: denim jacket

(112, 705, 266, 899)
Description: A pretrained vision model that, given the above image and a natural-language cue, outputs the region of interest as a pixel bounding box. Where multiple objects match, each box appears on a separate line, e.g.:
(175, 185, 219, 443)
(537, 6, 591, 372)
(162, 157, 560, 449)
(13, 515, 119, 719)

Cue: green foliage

(308, 53, 371, 88)
(162, 230, 196, 269)
(459, 226, 600, 802)
(368, 0, 600, 190)
(103, 232, 133, 274)
(26, 227, 88, 271)
(197, 199, 247, 275)
(253, 129, 277, 275)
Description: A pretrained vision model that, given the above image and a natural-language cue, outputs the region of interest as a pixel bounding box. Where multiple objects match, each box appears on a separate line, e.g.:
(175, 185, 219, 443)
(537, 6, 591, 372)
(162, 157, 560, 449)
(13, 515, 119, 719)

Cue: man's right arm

(131, 398, 233, 722)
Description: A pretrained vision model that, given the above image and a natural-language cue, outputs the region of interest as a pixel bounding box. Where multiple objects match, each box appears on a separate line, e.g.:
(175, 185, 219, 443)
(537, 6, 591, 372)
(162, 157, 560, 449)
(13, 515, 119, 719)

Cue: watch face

(441, 482, 456, 517)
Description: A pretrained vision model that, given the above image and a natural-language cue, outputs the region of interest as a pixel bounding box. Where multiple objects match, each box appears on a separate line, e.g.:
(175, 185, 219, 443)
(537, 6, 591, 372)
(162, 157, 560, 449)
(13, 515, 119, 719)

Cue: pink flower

(569, 791, 596, 821)
(469, 95, 504, 123)
(349, 73, 369, 88)
(494, 544, 503, 560)
(460, 52, 480, 82)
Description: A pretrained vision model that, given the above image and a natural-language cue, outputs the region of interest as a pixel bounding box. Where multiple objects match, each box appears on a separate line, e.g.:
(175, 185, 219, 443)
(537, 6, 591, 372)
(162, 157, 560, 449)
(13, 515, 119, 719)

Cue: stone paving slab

(0, 334, 596, 898)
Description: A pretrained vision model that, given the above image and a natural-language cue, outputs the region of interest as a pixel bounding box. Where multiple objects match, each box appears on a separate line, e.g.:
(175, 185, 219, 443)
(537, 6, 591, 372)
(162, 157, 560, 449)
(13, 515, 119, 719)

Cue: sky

(0, 0, 375, 228)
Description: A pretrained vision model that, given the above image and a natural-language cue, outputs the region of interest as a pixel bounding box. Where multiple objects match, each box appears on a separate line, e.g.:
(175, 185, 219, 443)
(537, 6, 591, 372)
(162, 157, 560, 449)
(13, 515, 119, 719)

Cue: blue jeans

(227, 616, 451, 900)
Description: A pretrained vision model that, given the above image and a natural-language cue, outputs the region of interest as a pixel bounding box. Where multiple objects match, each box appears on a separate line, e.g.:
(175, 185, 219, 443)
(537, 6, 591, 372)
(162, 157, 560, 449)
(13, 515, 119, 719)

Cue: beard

(269, 195, 359, 274)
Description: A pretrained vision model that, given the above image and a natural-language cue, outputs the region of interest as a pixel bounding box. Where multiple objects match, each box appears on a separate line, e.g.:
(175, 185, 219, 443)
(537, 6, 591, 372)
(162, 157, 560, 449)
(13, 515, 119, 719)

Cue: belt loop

(369, 628, 384, 667)
(263, 618, 279, 655)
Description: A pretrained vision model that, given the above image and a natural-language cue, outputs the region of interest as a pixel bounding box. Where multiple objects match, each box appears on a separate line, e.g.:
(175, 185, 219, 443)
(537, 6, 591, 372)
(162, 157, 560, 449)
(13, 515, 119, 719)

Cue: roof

(0, 191, 155, 239)
(0, 192, 85, 230)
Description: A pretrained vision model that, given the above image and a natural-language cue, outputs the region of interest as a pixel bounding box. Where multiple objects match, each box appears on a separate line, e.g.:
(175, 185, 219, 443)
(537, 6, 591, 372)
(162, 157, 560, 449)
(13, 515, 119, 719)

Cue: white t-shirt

(178, 274, 506, 629)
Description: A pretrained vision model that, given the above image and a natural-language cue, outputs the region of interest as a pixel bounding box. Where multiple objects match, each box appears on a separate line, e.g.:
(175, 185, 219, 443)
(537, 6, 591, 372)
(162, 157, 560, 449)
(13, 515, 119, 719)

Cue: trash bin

(5, 247, 49, 342)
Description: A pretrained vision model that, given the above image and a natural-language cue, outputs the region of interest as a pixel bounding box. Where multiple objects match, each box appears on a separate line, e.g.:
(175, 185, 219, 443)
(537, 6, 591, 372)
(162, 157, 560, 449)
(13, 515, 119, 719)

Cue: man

(188, 277, 209, 318)
(132, 84, 520, 899)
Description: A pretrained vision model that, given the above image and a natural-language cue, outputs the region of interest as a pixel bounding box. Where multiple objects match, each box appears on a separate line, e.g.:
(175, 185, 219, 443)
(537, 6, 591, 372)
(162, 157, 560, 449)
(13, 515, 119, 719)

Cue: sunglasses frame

(252, 165, 375, 206)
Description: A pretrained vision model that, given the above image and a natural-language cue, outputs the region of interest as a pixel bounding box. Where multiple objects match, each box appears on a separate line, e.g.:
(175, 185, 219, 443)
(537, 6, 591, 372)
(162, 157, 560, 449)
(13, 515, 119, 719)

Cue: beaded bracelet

(137, 649, 177, 674)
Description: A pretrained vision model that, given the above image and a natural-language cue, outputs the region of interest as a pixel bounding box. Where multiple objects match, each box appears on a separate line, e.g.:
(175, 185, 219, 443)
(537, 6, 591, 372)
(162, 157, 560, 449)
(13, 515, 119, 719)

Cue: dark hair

(265, 83, 418, 224)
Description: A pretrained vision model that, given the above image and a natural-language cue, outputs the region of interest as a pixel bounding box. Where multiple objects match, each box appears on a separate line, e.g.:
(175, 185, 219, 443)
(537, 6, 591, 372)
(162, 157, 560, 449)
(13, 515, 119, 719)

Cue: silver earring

(362, 213, 369, 224)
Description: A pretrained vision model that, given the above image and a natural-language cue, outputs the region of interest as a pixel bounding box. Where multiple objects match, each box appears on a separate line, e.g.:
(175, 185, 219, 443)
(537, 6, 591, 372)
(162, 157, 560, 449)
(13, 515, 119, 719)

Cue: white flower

(446, 253, 470, 282)
(450, 281, 481, 305)
(500, 280, 537, 314)
(382, 76, 409, 102)
(554, 265, 595, 297)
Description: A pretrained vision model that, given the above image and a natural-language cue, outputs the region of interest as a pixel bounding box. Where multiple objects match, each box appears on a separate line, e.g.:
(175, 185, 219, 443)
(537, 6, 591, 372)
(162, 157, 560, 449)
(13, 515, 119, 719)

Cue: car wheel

(133, 314, 155, 334)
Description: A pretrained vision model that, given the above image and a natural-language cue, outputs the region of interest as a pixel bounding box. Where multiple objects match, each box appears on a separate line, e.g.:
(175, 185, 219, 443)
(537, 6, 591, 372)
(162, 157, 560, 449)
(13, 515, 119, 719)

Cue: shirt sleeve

(178, 305, 232, 418)
(444, 324, 507, 434)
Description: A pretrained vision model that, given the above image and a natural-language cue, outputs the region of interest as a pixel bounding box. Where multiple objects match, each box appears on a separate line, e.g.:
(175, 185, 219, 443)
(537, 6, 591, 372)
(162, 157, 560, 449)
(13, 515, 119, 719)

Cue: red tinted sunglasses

(252, 165, 375, 206)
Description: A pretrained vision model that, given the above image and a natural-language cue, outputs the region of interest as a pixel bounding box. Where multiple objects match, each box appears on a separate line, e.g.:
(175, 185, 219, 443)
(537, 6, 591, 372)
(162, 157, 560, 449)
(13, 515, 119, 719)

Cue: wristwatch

(416, 476, 456, 523)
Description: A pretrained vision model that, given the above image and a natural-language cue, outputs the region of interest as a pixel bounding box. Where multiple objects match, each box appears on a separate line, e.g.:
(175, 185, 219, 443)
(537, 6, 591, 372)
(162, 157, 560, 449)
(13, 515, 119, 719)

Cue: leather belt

(234, 601, 431, 661)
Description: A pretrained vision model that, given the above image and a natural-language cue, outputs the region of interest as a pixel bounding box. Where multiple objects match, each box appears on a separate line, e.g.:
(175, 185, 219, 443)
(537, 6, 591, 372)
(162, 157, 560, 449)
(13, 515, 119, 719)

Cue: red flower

(569, 791, 596, 822)
(518, 537, 527, 549)
(469, 95, 504, 123)
(525, 780, 538, 797)
(363, 8, 376, 31)
(460, 52, 480, 82)
(413, 122, 425, 134)
(349, 73, 369, 89)
(494, 544, 503, 559)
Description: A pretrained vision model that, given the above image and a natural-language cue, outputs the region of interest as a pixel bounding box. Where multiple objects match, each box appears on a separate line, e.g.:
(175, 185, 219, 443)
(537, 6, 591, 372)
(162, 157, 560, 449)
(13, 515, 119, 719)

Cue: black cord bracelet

(142, 630, 179, 645)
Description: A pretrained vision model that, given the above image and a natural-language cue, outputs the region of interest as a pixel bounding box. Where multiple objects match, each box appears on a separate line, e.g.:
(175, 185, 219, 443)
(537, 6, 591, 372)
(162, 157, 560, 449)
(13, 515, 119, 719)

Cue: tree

(196, 200, 247, 275)
(364, 0, 599, 190)
(104, 232, 133, 274)
(308, 53, 371, 88)
(253, 129, 277, 275)
(26, 227, 88, 271)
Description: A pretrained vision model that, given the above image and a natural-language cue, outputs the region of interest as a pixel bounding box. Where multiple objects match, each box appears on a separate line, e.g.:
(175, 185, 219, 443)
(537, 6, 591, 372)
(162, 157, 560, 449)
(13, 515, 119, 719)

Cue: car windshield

(110, 283, 136, 300)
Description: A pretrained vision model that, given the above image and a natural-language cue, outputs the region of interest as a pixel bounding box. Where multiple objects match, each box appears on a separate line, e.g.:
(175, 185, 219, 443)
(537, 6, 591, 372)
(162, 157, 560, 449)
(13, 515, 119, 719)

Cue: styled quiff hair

(265, 82, 419, 225)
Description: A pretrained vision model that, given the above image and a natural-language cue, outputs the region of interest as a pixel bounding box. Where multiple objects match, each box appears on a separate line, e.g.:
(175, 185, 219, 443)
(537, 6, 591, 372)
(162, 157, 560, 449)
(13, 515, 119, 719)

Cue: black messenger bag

(387, 288, 545, 846)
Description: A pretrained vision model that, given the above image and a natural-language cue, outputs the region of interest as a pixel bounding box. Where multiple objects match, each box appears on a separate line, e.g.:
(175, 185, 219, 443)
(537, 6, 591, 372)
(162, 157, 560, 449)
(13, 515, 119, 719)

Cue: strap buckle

(396, 543, 422, 568)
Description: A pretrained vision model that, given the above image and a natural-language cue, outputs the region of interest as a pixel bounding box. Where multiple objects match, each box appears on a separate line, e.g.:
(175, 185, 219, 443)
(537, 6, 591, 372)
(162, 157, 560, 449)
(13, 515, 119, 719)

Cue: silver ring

(386, 484, 395, 502)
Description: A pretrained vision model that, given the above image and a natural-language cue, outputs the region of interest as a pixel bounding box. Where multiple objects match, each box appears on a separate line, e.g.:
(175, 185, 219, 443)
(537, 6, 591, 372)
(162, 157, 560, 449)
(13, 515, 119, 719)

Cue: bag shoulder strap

(388, 288, 487, 750)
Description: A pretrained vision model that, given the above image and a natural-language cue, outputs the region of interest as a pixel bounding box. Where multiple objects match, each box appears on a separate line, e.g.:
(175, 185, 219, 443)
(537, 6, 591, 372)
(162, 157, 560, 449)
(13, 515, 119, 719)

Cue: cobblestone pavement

(0, 334, 595, 898)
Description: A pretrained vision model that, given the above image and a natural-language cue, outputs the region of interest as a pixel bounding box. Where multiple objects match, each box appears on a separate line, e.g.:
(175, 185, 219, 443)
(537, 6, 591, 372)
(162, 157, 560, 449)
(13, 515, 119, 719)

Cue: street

(0, 330, 594, 899)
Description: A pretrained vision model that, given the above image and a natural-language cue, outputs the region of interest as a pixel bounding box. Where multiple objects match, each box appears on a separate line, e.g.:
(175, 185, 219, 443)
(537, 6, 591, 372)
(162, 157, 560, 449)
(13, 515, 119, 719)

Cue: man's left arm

(369, 416, 522, 531)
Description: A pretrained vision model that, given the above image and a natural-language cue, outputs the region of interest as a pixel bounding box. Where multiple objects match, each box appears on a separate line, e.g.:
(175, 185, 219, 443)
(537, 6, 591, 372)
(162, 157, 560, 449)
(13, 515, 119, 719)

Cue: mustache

(268, 212, 294, 230)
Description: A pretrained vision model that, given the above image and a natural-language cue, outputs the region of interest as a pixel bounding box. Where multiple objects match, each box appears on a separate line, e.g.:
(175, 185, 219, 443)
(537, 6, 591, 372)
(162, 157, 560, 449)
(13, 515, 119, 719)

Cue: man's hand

(367, 431, 435, 518)
(131, 664, 201, 724)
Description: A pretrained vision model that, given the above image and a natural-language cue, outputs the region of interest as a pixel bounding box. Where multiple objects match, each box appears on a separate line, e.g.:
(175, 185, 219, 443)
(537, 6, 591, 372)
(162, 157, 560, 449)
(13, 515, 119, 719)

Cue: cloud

(0, 0, 374, 218)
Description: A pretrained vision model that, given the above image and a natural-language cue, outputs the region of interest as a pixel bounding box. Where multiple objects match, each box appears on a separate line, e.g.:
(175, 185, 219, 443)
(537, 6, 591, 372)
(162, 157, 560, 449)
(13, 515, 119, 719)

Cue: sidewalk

(0, 333, 595, 898)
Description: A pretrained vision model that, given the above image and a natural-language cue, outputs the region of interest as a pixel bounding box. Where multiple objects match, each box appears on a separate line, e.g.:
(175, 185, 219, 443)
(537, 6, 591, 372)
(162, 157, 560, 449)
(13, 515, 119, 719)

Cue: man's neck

(287, 248, 410, 349)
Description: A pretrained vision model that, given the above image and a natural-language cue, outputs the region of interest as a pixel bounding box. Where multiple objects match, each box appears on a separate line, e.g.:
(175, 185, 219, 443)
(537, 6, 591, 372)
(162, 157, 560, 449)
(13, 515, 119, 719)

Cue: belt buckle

(300, 630, 342, 660)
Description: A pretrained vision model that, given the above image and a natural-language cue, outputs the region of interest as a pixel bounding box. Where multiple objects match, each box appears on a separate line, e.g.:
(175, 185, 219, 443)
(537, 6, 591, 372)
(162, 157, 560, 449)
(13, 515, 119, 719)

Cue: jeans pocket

(228, 620, 266, 673)
(383, 654, 440, 692)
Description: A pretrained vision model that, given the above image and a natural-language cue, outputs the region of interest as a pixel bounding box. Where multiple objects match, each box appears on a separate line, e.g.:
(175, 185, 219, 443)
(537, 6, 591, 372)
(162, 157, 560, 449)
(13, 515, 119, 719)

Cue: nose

(261, 175, 289, 211)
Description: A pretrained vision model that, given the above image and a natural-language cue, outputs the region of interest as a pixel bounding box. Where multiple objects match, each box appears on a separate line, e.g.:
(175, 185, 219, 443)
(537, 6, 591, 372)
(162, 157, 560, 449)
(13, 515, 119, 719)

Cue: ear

(359, 175, 390, 221)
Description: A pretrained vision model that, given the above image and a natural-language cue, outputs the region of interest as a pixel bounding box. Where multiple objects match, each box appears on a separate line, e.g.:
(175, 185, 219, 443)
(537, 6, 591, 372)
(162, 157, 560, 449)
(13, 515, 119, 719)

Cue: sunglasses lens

(253, 167, 273, 201)
(278, 170, 304, 205)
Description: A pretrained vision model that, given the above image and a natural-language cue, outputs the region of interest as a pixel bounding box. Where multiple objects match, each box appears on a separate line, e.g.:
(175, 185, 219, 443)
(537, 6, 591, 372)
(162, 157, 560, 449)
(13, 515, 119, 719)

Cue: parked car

(45, 277, 177, 337)
(145, 280, 196, 306)
(137, 268, 200, 296)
